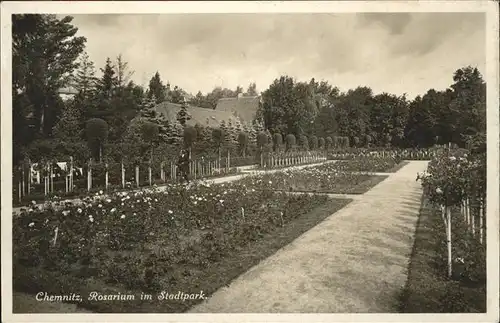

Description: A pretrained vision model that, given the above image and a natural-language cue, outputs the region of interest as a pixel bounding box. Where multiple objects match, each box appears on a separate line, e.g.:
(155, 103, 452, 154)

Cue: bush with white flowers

(417, 150, 486, 282)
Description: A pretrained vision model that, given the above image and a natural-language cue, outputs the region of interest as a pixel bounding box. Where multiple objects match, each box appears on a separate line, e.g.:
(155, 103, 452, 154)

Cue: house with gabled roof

(154, 101, 242, 128)
(153, 93, 261, 129)
(215, 93, 261, 125)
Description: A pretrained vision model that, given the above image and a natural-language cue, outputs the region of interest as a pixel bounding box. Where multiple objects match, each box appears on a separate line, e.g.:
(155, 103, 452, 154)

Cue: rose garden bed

(330, 156, 407, 173)
(13, 167, 240, 208)
(236, 165, 388, 194)
(13, 181, 350, 313)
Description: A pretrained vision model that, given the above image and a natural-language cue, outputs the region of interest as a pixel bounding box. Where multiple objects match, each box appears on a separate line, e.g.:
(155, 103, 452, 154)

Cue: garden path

(189, 160, 429, 313)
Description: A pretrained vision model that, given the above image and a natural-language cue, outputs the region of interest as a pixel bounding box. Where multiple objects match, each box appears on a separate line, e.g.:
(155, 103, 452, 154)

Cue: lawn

(13, 181, 350, 313)
(398, 198, 486, 313)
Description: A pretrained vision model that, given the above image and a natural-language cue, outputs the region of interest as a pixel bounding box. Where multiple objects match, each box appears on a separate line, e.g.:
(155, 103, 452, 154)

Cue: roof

(58, 86, 78, 95)
(154, 102, 243, 128)
(215, 95, 260, 124)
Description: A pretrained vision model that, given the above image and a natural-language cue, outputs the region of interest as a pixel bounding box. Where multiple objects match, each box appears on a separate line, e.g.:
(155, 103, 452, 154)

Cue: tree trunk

(121, 161, 125, 188)
(218, 147, 221, 172)
(69, 157, 73, 192)
(135, 165, 140, 188)
(21, 166, 25, 196)
(479, 198, 484, 244)
(39, 102, 45, 135)
(105, 163, 109, 190)
(28, 160, 32, 194)
(446, 207, 452, 279)
(471, 200, 476, 236)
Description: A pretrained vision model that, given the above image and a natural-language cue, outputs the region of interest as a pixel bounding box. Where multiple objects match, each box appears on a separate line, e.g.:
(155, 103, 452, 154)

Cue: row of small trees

(186, 127, 351, 160)
(81, 115, 352, 165)
(418, 149, 486, 282)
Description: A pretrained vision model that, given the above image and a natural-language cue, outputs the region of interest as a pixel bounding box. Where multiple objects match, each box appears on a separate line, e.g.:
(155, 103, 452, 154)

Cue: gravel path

(189, 160, 429, 313)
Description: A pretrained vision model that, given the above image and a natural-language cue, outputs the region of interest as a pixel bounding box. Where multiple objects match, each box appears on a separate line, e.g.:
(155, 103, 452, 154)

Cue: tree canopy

(12, 14, 486, 166)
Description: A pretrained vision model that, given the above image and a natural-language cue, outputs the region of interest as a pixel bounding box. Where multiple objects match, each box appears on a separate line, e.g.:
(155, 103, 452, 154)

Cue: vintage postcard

(1, 1, 499, 323)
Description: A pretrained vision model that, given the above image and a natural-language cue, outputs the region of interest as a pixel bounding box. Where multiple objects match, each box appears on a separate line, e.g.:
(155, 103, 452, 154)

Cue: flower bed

(235, 164, 388, 194)
(327, 147, 460, 161)
(13, 167, 240, 208)
(13, 181, 349, 313)
(331, 156, 405, 173)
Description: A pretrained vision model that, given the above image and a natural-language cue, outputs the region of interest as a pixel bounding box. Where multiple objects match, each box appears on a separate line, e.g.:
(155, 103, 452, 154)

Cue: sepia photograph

(1, 1, 499, 322)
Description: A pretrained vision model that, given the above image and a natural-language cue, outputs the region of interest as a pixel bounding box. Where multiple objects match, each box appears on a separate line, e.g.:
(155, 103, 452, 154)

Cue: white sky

(70, 13, 485, 99)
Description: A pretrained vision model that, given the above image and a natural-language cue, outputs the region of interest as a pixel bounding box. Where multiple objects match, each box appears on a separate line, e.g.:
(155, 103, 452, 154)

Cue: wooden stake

(466, 198, 471, 228)
(69, 157, 73, 192)
(121, 161, 125, 188)
(49, 164, 53, 193)
(479, 198, 484, 244)
(21, 166, 25, 196)
(471, 201, 476, 237)
(27, 160, 31, 194)
(53, 226, 59, 247)
(88, 161, 92, 191)
(149, 163, 152, 186)
(135, 165, 139, 187)
(105, 163, 109, 190)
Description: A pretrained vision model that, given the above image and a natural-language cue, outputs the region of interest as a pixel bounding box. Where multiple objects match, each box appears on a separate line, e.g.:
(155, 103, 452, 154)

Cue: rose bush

(417, 151, 486, 284)
(418, 153, 485, 208)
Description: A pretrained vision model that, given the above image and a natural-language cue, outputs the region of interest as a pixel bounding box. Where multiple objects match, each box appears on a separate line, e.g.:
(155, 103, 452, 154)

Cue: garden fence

(13, 154, 239, 205)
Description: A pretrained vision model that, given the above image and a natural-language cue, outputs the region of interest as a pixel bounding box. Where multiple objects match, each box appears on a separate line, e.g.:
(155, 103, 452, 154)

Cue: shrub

(333, 136, 340, 149)
(318, 137, 325, 149)
(353, 136, 360, 147)
(256, 131, 268, 151)
(299, 135, 309, 151)
(325, 136, 333, 150)
(183, 126, 197, 149)
(273, 133, 283, 152)
(85, 118, 108, 162)
(309, 135, 318, 150)
(212, 128, 225, 158)
(286, 134, 296, 151)
(365, 134, 372, 147)
(237, 132, 249, 157)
